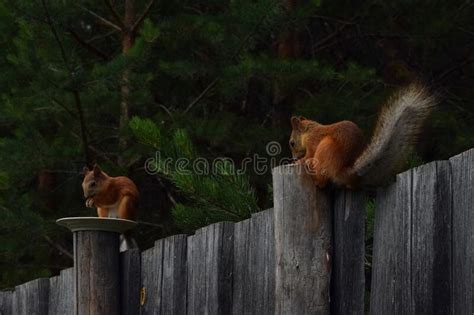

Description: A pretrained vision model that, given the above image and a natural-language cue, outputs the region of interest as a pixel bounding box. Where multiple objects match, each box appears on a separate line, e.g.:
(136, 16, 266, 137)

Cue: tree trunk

(119, 0, 136, 166)
(272, 0, 300, 128)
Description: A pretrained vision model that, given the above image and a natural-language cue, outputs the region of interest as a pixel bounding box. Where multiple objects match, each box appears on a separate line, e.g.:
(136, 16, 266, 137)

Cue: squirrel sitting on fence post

(289, 82, 438, 188)
(82, 164, 139, 251)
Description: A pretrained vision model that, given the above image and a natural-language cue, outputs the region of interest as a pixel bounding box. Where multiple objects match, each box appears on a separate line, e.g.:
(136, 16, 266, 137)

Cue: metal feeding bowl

(56, 217, 138, 233)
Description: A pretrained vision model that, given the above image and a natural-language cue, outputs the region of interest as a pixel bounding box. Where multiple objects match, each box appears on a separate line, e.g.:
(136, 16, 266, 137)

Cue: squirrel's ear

(299, 116, 307, 121)
(92, 164, 101, 176)
(290, 116, 301, 130)
(82, 166, 89, 176)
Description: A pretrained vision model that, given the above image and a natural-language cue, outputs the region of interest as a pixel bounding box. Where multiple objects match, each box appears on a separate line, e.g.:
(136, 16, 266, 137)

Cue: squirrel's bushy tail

(350, 83, 438, 186)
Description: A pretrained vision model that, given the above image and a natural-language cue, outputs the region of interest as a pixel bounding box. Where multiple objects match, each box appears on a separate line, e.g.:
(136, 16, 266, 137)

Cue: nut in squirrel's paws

(85, 198, 95, 208)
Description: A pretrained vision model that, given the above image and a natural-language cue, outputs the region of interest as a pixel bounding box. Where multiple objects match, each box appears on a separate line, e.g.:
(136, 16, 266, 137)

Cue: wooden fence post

(0, 291, 12, 315)
(232, 209, 275, 315)
(273, 164, 332, 314)
(57, 217, 137, 315)
(120, 248, 141, 315)
(369, 161, 452, 314)
(450, 148, 474, 314)
(12, 278, 49, 315)
(48, 268, 74, 315)
(331, 190, 366, 314)
(187, 222, 234, 315)
(140, 234, 187, 314)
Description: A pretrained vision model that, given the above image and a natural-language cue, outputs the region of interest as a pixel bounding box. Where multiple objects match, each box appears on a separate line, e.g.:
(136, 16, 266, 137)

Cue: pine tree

(0, 0, 473, 289)
(130, 117, 259, 231)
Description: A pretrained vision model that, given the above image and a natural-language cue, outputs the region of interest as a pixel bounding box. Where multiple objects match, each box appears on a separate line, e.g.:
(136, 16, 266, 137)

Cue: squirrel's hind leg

(304, 158, 329, 188)
(118, 195, 137, 220)
(311, 136, 346, 188)
(97, 207, 109, 218)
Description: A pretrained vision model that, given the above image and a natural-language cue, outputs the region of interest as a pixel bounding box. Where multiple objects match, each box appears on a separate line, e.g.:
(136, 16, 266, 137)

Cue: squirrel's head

(289, 116, 316, 160)
(82, 164, 107, 199)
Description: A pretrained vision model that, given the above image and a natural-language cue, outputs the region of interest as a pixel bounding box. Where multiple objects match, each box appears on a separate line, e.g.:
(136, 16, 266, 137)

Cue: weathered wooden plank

(232, 218, 251, 315)
(273, 164, 332, 314)
(12, 278, 49, 315)
(232, 209, 275, 315)
(450, 149, 474, 314)
(160, 234, 187, 315)
(369, 183, 397, 314)
(411, 161, 452, 314)
(121, 249, 141, 315)
(74, 230, 120, 315)
(140, 240, 164, 314)
(0, 290, 13, 315)
(370, 161, 453, 314)
(331, 190, 365, 315)
(249, 209, 275, 315)
(395, 169, 414, 314)
(48, 268, 74, 315)
(187, 222, 234, 315)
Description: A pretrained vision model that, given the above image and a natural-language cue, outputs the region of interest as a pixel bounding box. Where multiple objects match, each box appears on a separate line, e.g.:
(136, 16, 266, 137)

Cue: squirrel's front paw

(304, 158, 319, 175)
(85, 198, 95, 208)
(295, 158, 307, 165)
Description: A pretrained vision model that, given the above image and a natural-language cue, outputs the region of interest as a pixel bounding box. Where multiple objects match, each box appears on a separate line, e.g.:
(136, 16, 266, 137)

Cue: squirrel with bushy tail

(289, 82, 438, 188)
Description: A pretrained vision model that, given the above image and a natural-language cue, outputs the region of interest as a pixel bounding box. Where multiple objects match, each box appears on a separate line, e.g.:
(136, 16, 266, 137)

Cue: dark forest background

(0, 0, 473, 289)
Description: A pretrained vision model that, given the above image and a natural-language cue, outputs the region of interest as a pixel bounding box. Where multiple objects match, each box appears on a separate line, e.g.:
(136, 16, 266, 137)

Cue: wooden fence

(0, 148, 472, 314)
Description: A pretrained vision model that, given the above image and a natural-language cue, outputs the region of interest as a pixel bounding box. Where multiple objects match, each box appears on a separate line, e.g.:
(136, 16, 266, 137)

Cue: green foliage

(0, 0, 473, 290)
(130, 117, 259, 231)
(365, 199, 375, 244)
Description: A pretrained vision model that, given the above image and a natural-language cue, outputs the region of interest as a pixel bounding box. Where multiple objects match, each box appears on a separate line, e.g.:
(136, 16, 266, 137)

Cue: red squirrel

(82, 164, 139, 220)
(82, 164, 139, 251)
(289, 82, 438, 188)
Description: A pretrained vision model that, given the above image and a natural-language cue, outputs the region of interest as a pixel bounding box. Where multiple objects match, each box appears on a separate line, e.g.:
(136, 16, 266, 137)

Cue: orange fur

(290, 118, 364, 188)
(82, 165, 139, 220)
(289, 83, 437, 188)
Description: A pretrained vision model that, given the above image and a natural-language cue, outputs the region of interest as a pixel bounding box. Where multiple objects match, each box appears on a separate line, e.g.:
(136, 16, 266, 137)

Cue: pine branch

(42, 235, 73, 260)
(41, 0, 91, 165)
(183, 1, 279, 113)
(78, 5, 122, 31)
(41, 0, 71, 71)
(103, 0, 124, 28)
(132, 0, 156, 32)
(50, 96, 77, 118)
(183, 78, 218, 114)
(73, 90, 91, 166)
(67, 28, 110, 61)
(88, 29, 118, 42)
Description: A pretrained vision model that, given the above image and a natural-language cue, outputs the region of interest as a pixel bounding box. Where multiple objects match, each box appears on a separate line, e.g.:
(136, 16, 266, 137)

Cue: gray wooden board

(273, 165, 332, 314)
(48, 268, 74, 315)
(121, 248, 141, 315)
(450, 149, 474, 314)
(0, 290, 13, 315)
(140, 240, 164, 314)
(411, 161, 452, 314)
(249, 209, 275, 315)
(160, 234, 187, 315)
(232, 218, 251, 315)
(370, 161, 452, 314)
(397, 167, 415, 314)
(369, 183, 397, 314)
(140, 235, 187, 315)
(331, 190, 365, 315)
(187, 222, 234, 315)
(12, 278, 49, 315)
